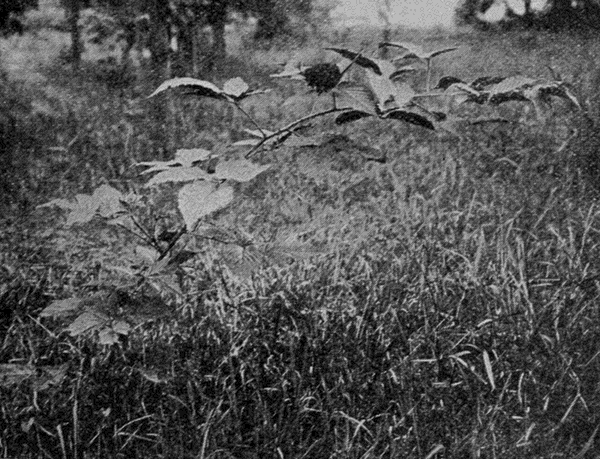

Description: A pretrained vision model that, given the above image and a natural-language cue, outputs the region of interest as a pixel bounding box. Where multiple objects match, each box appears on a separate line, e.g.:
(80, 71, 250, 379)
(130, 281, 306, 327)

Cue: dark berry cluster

(301, 63, 342, 94)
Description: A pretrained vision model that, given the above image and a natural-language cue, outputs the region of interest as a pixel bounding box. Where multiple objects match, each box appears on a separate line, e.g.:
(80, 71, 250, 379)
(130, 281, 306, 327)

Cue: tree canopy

(456, 0, 600, 30)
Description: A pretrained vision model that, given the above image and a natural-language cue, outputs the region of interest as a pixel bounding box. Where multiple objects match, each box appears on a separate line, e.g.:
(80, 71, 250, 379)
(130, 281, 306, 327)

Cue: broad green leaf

(382, 108, 436, 130)
(66, 194, 99, 226)
(215, 159, 271, 182)
(66, 311, 109, 336)
(336, 110, 373, 125)
(98, 328, 120, 345)
(93, 184, 124, 218)
(178, 182, 234, 231)
(112, 320, 131, 335)
(145, 167, 211, 187)
(40, 297, 83, 317)
(334, 85, 378, 115)
(175, 148, 212, 167)
(367, 72, 398, 109)
(394, 81, 416, 107)
(148, 77, 223, 99)
(135, 245, 160, 264)
(488, 76, 539, 105)
(223, 77, 249, 98)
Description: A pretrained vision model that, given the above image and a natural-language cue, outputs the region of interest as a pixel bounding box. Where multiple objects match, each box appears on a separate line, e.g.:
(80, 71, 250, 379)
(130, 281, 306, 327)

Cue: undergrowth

(2, 27, 600, 459)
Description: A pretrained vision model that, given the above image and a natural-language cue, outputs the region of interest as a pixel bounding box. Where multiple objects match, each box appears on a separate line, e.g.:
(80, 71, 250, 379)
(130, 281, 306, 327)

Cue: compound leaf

(178, 181, 234, 231)
(66, 311, 109, 336)
(66, 194, 100, 226)
(94, 184, 124, 218)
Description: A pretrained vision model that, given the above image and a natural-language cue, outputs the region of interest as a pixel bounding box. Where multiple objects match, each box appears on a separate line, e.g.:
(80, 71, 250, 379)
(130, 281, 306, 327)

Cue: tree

(0, 0, 37, 35)
(67, 0, 82, 70)
(455, 0, 600, 30)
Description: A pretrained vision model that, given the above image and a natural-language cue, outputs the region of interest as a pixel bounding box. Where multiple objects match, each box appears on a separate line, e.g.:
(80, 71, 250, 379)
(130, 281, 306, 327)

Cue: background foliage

(2, 1, 600, 458)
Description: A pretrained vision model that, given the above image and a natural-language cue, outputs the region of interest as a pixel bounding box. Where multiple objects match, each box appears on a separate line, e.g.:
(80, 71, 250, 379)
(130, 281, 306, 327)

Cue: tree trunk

(545, 0, 576, 28)
(68, 0, 81, 71)
(254, 0, 288, 41)
(523, 0, 534, 26)
(208, 0, 227, 71)
(147, 0, 171, 159)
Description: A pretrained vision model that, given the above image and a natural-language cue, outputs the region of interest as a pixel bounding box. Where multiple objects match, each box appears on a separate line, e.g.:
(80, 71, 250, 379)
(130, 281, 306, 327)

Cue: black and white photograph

(1, 0, 599, 457)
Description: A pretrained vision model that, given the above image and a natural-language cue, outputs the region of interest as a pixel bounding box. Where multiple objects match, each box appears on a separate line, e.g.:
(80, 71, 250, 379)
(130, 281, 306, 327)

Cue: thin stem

(425, 59, 431, 92)
(157, 225, 187, 260)
(232, 102, 266, 136)
(245, 106, 352, 158)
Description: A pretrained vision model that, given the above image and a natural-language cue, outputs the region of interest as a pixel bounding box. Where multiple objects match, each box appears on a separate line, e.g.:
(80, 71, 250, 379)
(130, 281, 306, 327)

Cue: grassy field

(2, 6, 600, 458)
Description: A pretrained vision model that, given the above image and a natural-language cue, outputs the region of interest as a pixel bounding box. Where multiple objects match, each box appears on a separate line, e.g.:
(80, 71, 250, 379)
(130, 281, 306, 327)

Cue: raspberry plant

(38, 41, 580, 345)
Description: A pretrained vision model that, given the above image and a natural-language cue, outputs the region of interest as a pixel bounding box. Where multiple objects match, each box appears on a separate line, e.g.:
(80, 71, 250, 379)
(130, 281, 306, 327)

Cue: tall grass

(3, 23, 600, 458)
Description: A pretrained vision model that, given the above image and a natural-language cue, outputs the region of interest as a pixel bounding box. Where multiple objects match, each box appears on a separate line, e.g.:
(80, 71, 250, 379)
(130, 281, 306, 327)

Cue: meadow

(1, 7, 600, 458)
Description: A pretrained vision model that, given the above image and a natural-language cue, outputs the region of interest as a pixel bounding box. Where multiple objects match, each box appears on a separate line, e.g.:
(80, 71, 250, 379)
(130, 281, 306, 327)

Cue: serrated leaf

(98, 328, 120, 345)
(336, 110, 373, 125)
(145, 167, 211, 187)
(368, 72, 398, 109)
(394, 81, 416, 107)
(93, 184, 124, 218)
(66, 312, 109, 336)
(222, 77, 249, 98)
(40, 297, 83, 317)
(66, 194, 100, 226)
(112, 321, 131, 335)
(215, 159, 271, 182)
(335, 85, 378, 114)
(135, 245, 160, 264)
(148, 77, 224, 99)
(178, 181, 234, 231)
